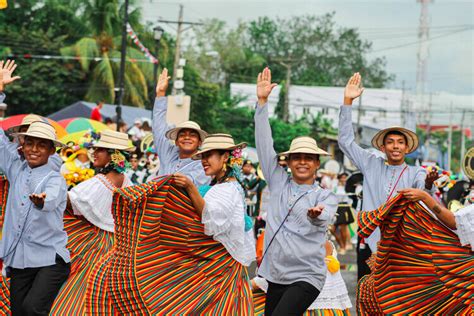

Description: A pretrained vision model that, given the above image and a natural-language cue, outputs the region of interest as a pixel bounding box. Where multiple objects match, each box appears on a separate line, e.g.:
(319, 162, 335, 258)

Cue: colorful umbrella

(0, 114, 67, 138)
(58, 118, 109, 134)
(60, 131, 95, 145)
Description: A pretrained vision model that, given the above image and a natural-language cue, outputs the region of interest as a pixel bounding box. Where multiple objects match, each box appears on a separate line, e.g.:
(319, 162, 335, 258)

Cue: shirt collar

(27, 162, 52, 174)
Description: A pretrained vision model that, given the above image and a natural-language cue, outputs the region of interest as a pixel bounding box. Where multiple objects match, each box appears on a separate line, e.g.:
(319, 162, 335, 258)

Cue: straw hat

(92, 130, 135, 152)
(15, 121, 65, 147)
(462, 147, 474, 181)
(165, 121, 208, 142)
(371, 126, 419, 154)
(279, 136, 329, 158)
(7, 114, 44, 133)
(192, 133, 246, 160)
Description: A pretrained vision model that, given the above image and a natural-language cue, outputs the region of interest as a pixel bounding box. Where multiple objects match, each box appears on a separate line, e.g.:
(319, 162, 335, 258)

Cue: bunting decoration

(126, 23, 158, 64)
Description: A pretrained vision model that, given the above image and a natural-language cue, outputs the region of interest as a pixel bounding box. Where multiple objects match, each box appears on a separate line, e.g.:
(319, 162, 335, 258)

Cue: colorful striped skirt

(0, 177, 253, 315)
(0, 176, 9, 314)
(357, 195, 474, 315)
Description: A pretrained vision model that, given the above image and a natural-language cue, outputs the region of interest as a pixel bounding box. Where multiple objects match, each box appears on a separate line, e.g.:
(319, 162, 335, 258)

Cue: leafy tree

(187, 14, 393, 90)
(60, 0, 152, 107)
(0, 23, 85, 115)
(185, 19, 265, 87)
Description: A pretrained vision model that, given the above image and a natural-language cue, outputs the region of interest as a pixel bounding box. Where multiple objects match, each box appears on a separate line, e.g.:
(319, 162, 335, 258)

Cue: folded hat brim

(192, 142, 247, 160)
(92, 142, 136, 152)
(371, 127, 419, 154)
(7, 124, 30, 134)
(279, 147, 330, 157)
(165, 127, 208, 142)
(14, 132, 65, 148)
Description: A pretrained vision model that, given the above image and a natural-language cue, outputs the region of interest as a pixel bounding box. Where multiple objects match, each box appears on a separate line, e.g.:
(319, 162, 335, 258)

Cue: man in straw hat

(254, 67, 338, 315)
(151, 68, 210, 186)
(0, 121, 70, 315)
(338, 72, 438, 279)
(0, 60, 63, 173)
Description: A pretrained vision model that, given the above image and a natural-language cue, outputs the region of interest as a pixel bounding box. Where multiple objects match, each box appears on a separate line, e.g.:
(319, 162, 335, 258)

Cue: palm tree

(61, 0, 152, 107)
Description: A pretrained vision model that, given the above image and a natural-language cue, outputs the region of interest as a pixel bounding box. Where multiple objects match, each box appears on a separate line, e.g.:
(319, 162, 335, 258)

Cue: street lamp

(153, 26, 165, 95)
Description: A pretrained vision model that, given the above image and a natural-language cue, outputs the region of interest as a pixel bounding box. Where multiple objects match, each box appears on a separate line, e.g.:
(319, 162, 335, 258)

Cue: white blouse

(202, 181, 256, 266)
(454, 203, 474, 251)
(68, 174, 133, 232)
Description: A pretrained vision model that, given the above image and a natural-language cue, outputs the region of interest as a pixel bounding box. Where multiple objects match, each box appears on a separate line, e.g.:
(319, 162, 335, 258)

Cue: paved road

(339, 248, 358, 315)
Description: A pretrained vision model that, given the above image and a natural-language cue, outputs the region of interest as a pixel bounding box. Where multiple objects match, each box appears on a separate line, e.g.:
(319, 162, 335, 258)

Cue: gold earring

(222, 164, 227, 172)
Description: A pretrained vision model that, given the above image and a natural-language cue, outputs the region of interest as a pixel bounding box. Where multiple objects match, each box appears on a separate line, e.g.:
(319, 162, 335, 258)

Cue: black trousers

(10, 255, 70, 316)
(264, 281, 320, 316)
(357, 234, 372, 281)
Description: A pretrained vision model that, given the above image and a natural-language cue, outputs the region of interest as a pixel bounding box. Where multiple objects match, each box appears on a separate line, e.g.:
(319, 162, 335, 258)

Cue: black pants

(357, 234, 372, 281)
(264, 281, 320, 316)
(10, 255, 70, 316)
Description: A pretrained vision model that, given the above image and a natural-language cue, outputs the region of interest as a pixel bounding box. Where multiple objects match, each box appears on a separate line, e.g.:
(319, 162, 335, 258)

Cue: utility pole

(447, 103, 453, 171)
(356, 95, 363, 143)
(273, 55, 299, 123)
(279, 61, 292, 122)
(115, 0, 129, 131)
(159, 6, 203, 95)
(460, 109, 466, 172)
(424, 93, 433, 161)
(416, 0, 431, 124)
(172, 5, 183, 95)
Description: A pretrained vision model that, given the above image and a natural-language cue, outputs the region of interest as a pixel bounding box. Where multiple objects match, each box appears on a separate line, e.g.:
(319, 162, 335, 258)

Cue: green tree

(185, 19, 266, 87)
(61, 0, 153, 107)
(1, 32, 84, 116)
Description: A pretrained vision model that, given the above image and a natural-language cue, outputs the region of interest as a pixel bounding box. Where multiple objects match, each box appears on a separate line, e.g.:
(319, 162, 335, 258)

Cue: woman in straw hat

(338, 72, 439, 280)
(254, 67, 338, 315)
(0, 121, 71, 315)
(151, 68, 210, 186)
(172, 133, 256, 269)
(49, 130, 135, 315)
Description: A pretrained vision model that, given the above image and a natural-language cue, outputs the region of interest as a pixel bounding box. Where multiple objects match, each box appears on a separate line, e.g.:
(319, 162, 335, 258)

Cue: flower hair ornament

(228, 147, 244, 182)
(109, 149, 131, 173)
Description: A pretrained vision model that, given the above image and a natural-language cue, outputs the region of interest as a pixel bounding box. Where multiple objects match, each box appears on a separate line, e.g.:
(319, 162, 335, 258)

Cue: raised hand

(307, 205, 325, 219)
(257, 67, 278, 106)
(424, 169, 440, 190)
(0, 60, 21, 92)
(343, 72, 364, 105)
(156, 68, 170, 97)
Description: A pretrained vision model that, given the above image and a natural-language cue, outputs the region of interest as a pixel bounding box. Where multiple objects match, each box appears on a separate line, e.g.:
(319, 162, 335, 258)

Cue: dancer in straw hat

(338, 72, 439, 280)
(254, 67, 338, 315)
(0, 121, 70, 315)
(172, 133, 255, 268)
(151, 68, 210, 186)
(0, 60, 63, 173)
(49, 130, 135, 315)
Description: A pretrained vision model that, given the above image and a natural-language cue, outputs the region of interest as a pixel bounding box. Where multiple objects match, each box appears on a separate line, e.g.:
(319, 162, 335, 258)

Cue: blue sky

(140, 0, 473, 96)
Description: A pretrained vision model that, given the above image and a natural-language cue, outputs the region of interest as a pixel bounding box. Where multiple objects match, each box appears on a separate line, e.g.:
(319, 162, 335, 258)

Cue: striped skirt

(0, 177, 253, 315)
(0, 176, 9, 315)
(357, 195, 474, 315)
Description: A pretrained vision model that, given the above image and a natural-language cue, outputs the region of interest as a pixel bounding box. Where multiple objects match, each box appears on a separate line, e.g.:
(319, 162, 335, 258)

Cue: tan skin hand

(156, 68, 171, 98)
(172, 173, 205, 216)
(343, 72, 364, 106)
(425, 169, 440, 190)
(0, 60, 21, 92)
(257, 67, 278, 106)
(398, 188, 456, 229)
(307, 205, 324, 219)
(29, 193, 46, 209)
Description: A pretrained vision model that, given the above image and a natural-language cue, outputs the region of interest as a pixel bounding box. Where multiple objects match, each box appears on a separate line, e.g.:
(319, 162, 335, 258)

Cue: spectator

(90, 101, 104, 122)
